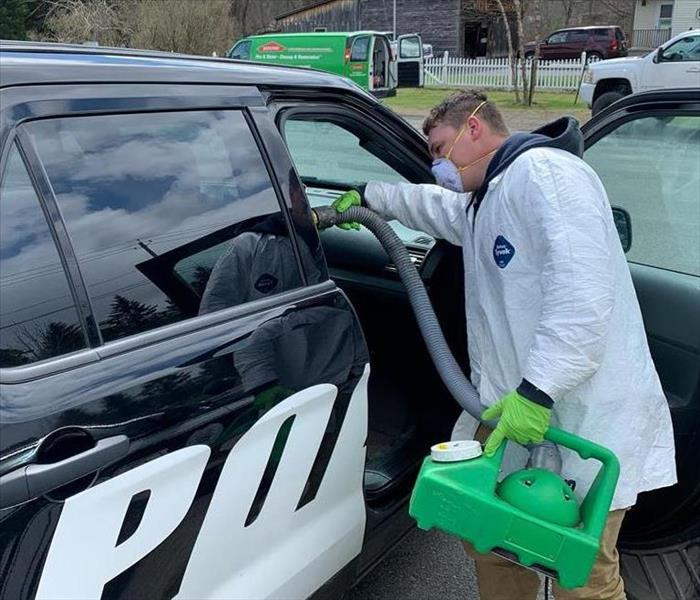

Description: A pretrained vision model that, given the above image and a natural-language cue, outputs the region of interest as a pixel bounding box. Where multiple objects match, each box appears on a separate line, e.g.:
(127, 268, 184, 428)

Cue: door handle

(0, 435, 129, 509)
(687, 67, 700, 73)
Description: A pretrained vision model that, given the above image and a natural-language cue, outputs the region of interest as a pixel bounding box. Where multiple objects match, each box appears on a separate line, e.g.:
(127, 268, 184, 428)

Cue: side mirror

(654, 47, 664, 63)
(612, 207, 632, 253)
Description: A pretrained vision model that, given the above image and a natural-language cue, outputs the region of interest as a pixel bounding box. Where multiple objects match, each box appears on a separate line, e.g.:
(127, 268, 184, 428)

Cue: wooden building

(275, 0, 518, 58)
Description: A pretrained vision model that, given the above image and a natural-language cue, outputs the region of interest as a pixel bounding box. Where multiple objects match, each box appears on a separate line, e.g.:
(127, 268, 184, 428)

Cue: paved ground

(346, 528, 547, 600)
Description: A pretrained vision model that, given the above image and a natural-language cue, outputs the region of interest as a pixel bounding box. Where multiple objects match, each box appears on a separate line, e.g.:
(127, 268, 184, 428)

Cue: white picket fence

(424, 53, 596, 91)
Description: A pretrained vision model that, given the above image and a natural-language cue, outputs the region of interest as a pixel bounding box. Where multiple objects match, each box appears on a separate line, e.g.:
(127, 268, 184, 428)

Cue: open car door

(396, 34, 424, 88)
(582, 89, 700, 600)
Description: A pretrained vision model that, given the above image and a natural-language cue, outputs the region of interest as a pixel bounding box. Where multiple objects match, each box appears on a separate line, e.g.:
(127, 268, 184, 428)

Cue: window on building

(659, 4, 673, 28)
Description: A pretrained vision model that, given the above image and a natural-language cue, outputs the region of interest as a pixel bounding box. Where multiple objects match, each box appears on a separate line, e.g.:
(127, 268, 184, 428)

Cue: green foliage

(0, 0, 30, 40)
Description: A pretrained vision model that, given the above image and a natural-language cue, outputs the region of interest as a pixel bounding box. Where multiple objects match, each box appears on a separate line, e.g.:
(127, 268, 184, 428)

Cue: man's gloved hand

(481, 391, 552, 457)
(331, 189, 362, 231)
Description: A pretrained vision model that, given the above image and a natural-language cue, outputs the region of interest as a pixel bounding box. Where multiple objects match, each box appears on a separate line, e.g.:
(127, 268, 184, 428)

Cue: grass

(383, 87, 585, 114)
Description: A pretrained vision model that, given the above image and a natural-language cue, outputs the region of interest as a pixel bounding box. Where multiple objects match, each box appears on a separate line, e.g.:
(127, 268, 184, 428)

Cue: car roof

(664, 28, 700, 44)
(0, 40, 373, 94)
(553, 25, 621, 32)
(243, 31, 386, 39)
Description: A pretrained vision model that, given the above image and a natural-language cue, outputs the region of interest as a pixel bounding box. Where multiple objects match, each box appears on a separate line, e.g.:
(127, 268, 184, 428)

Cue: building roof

(0, 40, 366, 93)
(276, 0, 343, 21)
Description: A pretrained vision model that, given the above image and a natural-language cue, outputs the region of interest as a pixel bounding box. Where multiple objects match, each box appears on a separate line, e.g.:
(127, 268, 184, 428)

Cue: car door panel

(582, 91, 700, 600)
(630, 264, 700, 411)
(0, 83, 371, 600)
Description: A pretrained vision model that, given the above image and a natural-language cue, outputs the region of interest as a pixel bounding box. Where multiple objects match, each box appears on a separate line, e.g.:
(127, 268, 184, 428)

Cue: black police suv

(0, 42, 698, 600)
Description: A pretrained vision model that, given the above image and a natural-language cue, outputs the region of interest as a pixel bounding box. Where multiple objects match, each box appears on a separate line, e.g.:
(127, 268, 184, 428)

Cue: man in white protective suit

(332, 90, 676, 600)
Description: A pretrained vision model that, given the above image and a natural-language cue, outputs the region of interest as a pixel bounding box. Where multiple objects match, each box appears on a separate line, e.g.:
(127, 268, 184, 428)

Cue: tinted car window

(285, 118, 407, 187)
(400, 36, 421, 58)
(351, 36, 370, 61)
(567, 31, 588, 43)
(230, 40, 251, 60)
(25, 111, 303, 343)
(547, 32, 568, 44)
(585, 116, 700, 276)
(663, 35, 700, 62)
(0, 144, 87, 367)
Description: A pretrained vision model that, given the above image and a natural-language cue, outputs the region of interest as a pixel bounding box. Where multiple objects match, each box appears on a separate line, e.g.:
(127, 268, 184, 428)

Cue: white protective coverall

(364, 144, 676, 510)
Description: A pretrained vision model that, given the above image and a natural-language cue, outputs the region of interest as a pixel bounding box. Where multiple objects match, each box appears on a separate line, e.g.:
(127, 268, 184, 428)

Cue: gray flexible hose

(313, 205, 488, 422)
(313, 205, 562, 473)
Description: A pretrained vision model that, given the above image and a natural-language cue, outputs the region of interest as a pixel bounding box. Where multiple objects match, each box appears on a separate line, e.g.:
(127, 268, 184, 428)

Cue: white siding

(672, 0, 700, 35)
(634, 0, 665, 30)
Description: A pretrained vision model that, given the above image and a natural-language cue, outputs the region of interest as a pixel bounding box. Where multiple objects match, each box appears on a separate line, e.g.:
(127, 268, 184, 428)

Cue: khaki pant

(465, 425, 627, 600)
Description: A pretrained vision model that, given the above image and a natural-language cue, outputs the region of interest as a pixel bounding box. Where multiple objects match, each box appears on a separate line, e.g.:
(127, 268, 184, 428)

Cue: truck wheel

(621, 532, 700, 599)
(592, 90, 626, 116)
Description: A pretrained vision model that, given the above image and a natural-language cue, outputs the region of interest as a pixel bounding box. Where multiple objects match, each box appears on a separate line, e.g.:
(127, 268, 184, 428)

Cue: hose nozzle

(311, 206, 342, 230)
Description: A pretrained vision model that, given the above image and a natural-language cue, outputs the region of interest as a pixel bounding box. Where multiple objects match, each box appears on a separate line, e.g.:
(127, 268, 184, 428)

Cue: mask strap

(445, 100, 489, 161)
(457, 148, 497, 172)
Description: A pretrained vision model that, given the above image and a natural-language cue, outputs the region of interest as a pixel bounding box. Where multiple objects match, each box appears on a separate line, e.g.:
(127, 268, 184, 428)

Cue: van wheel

(620, 534, 700, 599)
(586, 51, 603, 62)
(592, 90, 626, 116)
(524, 51, 535, 60)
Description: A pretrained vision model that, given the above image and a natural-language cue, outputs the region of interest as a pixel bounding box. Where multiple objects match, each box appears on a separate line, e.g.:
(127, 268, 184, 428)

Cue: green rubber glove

(331, 189, 362, 231)
(481, 391, 552, 458)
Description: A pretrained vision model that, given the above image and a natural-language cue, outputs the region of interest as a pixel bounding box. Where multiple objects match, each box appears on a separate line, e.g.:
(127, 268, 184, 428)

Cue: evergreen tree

(0, 0, 30, 40)
(101, 294, 160, 342)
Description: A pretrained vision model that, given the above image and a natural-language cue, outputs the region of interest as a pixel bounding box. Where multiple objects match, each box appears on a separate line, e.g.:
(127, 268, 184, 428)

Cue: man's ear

(467, 116, 483, 140)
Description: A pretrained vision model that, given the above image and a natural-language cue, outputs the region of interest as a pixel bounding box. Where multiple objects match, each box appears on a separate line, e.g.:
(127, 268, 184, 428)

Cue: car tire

(592, 90, 626, 116)
(587, 51, 603, 62)
(524, 51, 535, 60)
(620, 533, 700, 599)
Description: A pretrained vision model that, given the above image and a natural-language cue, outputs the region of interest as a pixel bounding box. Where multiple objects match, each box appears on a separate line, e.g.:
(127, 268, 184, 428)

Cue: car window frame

(582, 104, 700, 277)
(0, 84, 315, 381)
(661, 34, 700, 62)
(275, 104, 433, 188)
(0, 132, 97, 375)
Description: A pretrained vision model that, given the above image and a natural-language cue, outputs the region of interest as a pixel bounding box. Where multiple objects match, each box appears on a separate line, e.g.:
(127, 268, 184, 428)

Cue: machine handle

(545, 426, 620, 539)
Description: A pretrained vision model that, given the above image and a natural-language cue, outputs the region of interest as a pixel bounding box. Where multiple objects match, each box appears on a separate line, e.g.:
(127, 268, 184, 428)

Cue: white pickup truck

(580, 28, 700, 114)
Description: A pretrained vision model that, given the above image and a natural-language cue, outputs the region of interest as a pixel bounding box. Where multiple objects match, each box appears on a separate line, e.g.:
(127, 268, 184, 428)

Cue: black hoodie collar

(471, 116, 584, 216)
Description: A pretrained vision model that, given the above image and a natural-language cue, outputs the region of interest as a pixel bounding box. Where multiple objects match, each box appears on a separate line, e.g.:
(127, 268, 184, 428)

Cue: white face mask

(431, 158, 465, 193)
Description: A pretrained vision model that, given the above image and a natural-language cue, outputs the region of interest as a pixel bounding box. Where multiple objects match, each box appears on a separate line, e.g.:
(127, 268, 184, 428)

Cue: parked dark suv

(524, 26, 628, 60)
(0, 42, 697, 600)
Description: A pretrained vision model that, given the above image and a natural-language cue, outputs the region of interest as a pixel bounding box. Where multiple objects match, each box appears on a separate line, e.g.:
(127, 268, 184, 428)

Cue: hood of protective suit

(475, 117, 584, 210)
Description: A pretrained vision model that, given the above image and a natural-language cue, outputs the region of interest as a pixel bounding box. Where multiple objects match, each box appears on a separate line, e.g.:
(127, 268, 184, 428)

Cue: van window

(400, 37, 421, 59)
(25, 111, 304, 343)
(0, 144, 87, 367)
(230, 40, 251, 60)
(351, 36, 370, 61)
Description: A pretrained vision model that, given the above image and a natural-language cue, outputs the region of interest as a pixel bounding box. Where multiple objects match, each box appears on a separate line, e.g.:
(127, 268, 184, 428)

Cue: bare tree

(494, 0, 520, 103)
(512, 0, 530, 104)
(43, 0, 130, 46)
(129, 0, 235, 56)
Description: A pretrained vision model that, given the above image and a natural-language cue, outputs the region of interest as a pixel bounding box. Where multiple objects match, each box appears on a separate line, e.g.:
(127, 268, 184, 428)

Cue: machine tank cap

(431, 440, 483, 462)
